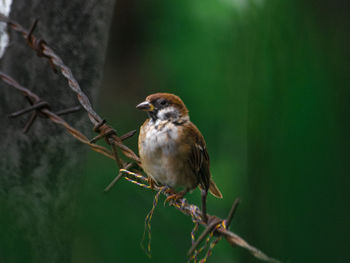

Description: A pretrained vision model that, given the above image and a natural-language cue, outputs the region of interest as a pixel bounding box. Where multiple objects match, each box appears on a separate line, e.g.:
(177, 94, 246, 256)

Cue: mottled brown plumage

(137, 93, 222, 221)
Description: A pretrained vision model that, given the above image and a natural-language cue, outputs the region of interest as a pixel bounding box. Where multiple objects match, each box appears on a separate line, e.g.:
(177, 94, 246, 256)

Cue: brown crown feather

(146, 93, 189, 116)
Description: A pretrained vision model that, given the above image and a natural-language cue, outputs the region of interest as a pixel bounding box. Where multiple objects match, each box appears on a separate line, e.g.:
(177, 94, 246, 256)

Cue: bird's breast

(138, 120, 196, 189)
(140, 120, 179, 157)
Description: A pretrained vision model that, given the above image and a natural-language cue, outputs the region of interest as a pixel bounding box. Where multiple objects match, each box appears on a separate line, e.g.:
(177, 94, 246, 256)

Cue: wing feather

(185, 122, 211, 192)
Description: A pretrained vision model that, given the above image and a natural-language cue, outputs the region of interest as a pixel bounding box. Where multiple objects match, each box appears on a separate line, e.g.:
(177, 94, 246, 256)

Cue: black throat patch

(148, 111, 158, 122)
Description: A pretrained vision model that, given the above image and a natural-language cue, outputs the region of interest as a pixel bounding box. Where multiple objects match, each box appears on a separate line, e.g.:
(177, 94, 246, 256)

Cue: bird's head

(136, 93, 189, 122)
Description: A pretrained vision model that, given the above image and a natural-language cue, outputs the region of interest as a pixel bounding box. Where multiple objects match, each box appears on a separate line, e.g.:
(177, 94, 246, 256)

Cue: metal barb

(93, 119, 106, 132)
(225, 198, 240, 229)
(24, 18, 48, 59)
(104, 163, 132, 192)
(56, 105, 81, 116)
(89, 132, 106, 143)
(90, 120, 120, 145)
(109, 138, 124, 169)
(27, 18, 39, 44)
(25, 96, 34, 105)
(120, 129, 137, 141)
(7, 100, 50, 133)
(23, 111, 37, 133)
(188, 218, 222, 257)
(8, 101, 49, 118)
(89, 129, 115, 144)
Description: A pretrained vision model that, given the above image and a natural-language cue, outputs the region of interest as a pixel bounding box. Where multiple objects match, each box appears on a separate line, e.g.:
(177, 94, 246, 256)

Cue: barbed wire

(0, 72, 116, 159)
(0, 14, 140, 166)
(0, 14, 281, 263)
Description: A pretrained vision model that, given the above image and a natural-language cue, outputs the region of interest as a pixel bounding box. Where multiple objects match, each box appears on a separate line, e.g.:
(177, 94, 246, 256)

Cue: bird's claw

(164, 192, 185, 205)
(147, 177, 155, 189)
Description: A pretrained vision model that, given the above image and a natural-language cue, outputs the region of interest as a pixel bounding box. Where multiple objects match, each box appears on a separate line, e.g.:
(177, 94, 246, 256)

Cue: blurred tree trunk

(0, 1, 115, 262)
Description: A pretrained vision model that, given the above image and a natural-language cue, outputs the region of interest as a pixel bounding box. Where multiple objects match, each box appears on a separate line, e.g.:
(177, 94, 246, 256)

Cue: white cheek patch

(157, 107, 179, 120)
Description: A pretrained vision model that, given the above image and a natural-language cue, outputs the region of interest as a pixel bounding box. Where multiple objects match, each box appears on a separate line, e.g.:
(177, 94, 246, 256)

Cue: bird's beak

(136, 101, 154, 111)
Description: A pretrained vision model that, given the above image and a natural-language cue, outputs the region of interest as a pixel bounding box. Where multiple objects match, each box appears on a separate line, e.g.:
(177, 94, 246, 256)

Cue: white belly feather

(139, 119, 193, 189)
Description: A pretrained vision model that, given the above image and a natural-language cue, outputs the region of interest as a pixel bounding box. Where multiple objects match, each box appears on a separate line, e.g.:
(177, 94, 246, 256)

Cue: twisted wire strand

(198, 221, 226, 263)
(141, 189, 163, 257)
(41, 45, 101, 125)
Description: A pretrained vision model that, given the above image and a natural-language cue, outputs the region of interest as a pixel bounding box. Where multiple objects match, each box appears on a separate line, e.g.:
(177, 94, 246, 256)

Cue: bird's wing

(184, 122, 211, 192)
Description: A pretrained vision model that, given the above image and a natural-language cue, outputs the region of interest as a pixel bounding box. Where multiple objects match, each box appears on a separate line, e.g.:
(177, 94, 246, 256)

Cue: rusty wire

(119, 170, 281, 263)
(0, 15, 281, 263)
(0, 72, 115, 159)
(0, 14, 140, 165)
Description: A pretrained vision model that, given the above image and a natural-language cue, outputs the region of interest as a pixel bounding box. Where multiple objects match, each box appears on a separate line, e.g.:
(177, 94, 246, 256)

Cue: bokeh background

(73, 0, 349, 262)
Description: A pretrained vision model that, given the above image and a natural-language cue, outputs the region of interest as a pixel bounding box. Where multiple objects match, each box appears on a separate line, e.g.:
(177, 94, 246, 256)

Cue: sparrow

(136, 93, 222, 222)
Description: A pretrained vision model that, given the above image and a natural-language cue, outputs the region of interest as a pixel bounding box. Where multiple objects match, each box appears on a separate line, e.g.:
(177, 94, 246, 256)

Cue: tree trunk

(0, 1, 115, 262)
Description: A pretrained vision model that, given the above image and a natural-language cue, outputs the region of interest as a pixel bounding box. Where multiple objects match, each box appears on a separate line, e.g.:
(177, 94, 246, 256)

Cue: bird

(136, 93, 222, 223)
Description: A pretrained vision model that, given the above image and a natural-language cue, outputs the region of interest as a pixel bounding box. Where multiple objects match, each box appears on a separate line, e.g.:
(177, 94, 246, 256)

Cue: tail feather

(209, 180, 223, 199)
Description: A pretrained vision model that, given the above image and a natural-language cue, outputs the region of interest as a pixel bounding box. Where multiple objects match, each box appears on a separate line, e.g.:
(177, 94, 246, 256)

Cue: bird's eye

(159, 99, 167, 106)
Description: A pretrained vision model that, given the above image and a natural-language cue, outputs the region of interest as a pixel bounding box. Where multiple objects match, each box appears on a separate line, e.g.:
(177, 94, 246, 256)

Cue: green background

(75, 1, 350, 262)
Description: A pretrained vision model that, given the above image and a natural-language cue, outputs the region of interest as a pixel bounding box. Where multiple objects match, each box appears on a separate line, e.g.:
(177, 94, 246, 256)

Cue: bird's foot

(163, 187, 174, 195)
(147, 177, 155, 190)
(164, 191, 186, 205)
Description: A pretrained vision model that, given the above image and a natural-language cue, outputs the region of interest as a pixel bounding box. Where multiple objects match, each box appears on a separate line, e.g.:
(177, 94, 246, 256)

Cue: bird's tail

(209, 179, 223, 199)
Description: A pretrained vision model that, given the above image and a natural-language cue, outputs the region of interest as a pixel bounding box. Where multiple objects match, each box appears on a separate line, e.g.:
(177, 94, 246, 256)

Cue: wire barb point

(8, 101, 50, 118)
(120, 129, 137, 141)
(226, 198, 240, 229)
(55, 105, 81, 116)
(188, 218, 222, 257)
